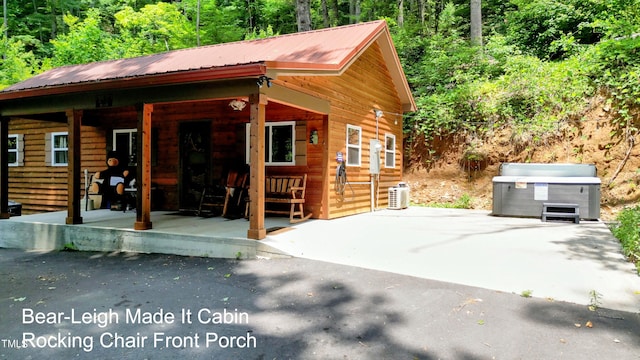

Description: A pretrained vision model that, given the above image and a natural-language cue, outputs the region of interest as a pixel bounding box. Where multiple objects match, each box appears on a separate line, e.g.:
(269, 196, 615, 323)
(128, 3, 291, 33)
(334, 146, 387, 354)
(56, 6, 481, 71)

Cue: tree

(296, 0, 312, 31)
(470, 0, 482, 46)
(181, 0, 245, 45)
(0, 34, 39, 88)
(114, 3, 195, 56)
(50, 9, 115, 66)
(505, 0, 604, 59)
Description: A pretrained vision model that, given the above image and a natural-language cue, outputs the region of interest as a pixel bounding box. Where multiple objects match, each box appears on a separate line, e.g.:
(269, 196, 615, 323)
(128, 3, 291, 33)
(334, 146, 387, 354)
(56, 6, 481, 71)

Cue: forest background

(1, 0, 640, 268)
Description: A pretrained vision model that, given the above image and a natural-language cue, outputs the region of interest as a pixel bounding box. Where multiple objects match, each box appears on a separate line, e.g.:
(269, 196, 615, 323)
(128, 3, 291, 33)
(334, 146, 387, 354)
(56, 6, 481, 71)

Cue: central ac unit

(388, 187, 409, 209)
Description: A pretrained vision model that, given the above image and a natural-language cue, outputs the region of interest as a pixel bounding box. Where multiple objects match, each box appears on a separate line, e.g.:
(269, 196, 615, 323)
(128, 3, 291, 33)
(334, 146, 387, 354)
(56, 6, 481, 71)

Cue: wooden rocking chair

(198, 170, 248, 218)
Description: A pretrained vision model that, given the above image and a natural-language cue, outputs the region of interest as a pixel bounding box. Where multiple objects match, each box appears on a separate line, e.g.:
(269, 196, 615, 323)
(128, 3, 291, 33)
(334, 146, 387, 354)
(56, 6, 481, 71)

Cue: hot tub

(492, 163, 600, 220)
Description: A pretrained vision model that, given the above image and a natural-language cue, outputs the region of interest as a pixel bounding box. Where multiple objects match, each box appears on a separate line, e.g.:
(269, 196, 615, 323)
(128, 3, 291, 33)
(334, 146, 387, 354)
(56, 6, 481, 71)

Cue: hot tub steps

(542, 203, 580, 224)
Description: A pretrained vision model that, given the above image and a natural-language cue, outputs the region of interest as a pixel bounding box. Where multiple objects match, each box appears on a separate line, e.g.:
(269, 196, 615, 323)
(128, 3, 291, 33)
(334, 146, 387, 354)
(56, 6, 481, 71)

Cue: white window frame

(245, 121, 296, 166)
(8, 134, 20, 167)
(346, 124, 362, 167)
(384, 133, 396, 168)
(51, 132, 69, 166)
(113, 129, 137, 165)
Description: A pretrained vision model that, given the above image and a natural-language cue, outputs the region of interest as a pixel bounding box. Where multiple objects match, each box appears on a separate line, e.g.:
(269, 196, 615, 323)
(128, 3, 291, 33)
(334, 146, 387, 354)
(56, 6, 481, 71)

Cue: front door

(179, 121, 211, 212)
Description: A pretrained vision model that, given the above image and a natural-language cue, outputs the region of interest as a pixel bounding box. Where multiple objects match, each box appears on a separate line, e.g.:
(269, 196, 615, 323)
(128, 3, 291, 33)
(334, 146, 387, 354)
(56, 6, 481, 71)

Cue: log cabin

(0, 20, 416, 240)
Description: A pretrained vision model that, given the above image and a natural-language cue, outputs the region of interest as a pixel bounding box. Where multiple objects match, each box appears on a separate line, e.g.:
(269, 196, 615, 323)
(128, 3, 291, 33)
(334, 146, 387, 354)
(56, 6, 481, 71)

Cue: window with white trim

(346, 124, 361, 166)
(113, 129, 137, 166)
(385, 133, 396, 168)
(245, 121, 296, 165)
(51, 132, 68, 166)
(8, 134, 23, 166)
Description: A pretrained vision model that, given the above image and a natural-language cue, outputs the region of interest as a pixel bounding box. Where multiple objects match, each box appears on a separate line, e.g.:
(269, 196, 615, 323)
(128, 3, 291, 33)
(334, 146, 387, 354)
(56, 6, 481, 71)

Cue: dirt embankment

(403, 96, 640, 221)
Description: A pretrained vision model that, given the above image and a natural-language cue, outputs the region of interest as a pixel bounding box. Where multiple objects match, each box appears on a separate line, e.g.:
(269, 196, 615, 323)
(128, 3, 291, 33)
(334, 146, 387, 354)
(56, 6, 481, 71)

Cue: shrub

(610, 206, 640, 274)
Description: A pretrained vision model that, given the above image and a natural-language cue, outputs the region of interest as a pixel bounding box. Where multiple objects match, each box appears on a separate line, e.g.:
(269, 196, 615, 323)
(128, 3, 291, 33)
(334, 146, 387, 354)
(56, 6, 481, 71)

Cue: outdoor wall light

(374, 108, 400, 125)
(310, 129, 319, 144)
(229, 99, 247, 111)
(257, 76, 273, 88)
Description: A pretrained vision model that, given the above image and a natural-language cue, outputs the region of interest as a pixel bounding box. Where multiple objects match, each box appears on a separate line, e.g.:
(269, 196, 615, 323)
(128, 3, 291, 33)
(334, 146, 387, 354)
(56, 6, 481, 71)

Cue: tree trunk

(470, 0, 482, 46)
(398, 0, 404, 27)
(196, 0, 201, 46)
(348, 0, 361, 24)
(419, 0, 426, 29)
(330, 0, 339, 27)
(296, 0, 312, 32)
(321, 0, 329, 28)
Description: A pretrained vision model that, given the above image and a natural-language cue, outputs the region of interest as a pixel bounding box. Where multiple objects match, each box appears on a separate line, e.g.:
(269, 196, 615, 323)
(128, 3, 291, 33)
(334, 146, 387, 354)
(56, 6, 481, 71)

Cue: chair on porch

(198, 169, 248, 218)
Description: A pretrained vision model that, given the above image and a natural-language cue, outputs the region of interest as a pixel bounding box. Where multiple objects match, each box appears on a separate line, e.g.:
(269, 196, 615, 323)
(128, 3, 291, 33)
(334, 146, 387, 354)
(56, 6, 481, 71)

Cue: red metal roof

(4, 21, 385, 92)
(0, 20, 416, 111)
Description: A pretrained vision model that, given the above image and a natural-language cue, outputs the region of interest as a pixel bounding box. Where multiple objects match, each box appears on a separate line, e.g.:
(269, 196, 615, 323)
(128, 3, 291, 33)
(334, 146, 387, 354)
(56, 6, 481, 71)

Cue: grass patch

(414, 194, 473, 209)
(609, 206, 640, 275)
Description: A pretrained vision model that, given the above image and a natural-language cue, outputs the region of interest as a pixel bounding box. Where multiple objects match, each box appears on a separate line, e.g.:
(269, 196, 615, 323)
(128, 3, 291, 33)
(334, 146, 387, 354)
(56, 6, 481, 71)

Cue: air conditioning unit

(388, 186, 409, 210)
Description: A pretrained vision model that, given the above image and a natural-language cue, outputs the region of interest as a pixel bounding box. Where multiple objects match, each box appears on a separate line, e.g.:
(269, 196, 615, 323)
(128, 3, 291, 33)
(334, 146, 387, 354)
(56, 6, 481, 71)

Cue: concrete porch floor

(0, 209, 293, 259)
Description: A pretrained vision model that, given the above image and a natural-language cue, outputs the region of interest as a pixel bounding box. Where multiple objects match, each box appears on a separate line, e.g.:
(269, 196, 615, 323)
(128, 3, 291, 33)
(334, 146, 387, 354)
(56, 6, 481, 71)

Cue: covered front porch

(0, 209, 293, 259)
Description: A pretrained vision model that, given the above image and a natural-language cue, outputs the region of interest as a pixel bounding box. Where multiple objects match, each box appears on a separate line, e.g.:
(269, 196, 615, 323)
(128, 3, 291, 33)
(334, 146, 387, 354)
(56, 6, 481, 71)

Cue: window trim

(245, 121, 296, 166)
(7, 134, 20, 167)
(346, 124, 362, 167)
(384, 133, 396, 168)
(113, 128, 138, 166)
(51, 131, 69, 166)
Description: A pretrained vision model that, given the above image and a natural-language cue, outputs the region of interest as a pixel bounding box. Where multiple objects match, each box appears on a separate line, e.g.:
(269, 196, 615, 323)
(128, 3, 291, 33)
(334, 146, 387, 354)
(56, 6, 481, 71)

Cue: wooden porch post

(247, 93, 267, 240)
(0, 117, 9, 219)
(65, 110, 83, 224)
(134, 103, 153, 230)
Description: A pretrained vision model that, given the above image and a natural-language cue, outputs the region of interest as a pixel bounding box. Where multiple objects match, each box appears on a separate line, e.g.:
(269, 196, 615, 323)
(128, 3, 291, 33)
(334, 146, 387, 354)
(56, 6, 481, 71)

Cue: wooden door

(179, 121, 211, 212)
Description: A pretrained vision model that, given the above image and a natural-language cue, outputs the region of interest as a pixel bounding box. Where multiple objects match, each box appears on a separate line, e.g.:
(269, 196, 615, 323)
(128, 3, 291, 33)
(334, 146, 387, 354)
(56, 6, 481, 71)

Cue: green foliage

(244, 25, 279, 40)
(520, 289, 533, 298)
(178, 0, 246, 45)
(0, 0, 638, 168)
(505, 0, 605, 60)
(0, 32, 41, 87)
(588, 289, 603, 311)
(62, 242, 79, 251)
(418, 193, 473, 209)
(609, 206, 640, 274)
(114, 3, 195, 56)
(584, 36, 640, 139)
(400, 11, 594, 149)
(50, 9, 117, 66)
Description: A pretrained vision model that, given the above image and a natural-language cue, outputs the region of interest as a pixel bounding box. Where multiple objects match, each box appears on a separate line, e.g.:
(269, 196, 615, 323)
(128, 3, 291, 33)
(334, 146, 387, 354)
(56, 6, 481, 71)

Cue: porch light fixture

(229, 99, 247, 111)
(373, 109, 400, 125)
(257, 75, 273, 88)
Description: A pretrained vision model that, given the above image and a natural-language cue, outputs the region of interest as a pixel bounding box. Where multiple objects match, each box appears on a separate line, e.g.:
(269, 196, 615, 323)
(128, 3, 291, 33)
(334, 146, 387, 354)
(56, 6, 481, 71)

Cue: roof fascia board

(269, 23, 416, 112)
(374, 30, 417, 112)
(0, 63, 266, 102)
(0, 79, 260, 117)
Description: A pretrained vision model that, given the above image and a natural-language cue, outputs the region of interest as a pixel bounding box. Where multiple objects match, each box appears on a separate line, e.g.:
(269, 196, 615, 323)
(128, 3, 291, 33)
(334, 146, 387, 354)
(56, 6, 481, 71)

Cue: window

(51, 132, 68, 166)
(8, 134, 23, 166)
(346, 124, 361, 166)
(113, 129, 137, 166)
(245, 121, 296, 166)
(385, 133, 396, 168)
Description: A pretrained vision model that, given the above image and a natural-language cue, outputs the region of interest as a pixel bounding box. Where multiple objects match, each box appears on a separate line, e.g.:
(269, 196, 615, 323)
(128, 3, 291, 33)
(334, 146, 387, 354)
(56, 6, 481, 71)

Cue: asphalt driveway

(1, 249, 639, 359)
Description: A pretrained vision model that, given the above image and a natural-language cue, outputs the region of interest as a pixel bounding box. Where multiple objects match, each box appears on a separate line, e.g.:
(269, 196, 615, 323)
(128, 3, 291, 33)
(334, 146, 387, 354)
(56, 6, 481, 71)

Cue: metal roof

(0, 20, 416, 111)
